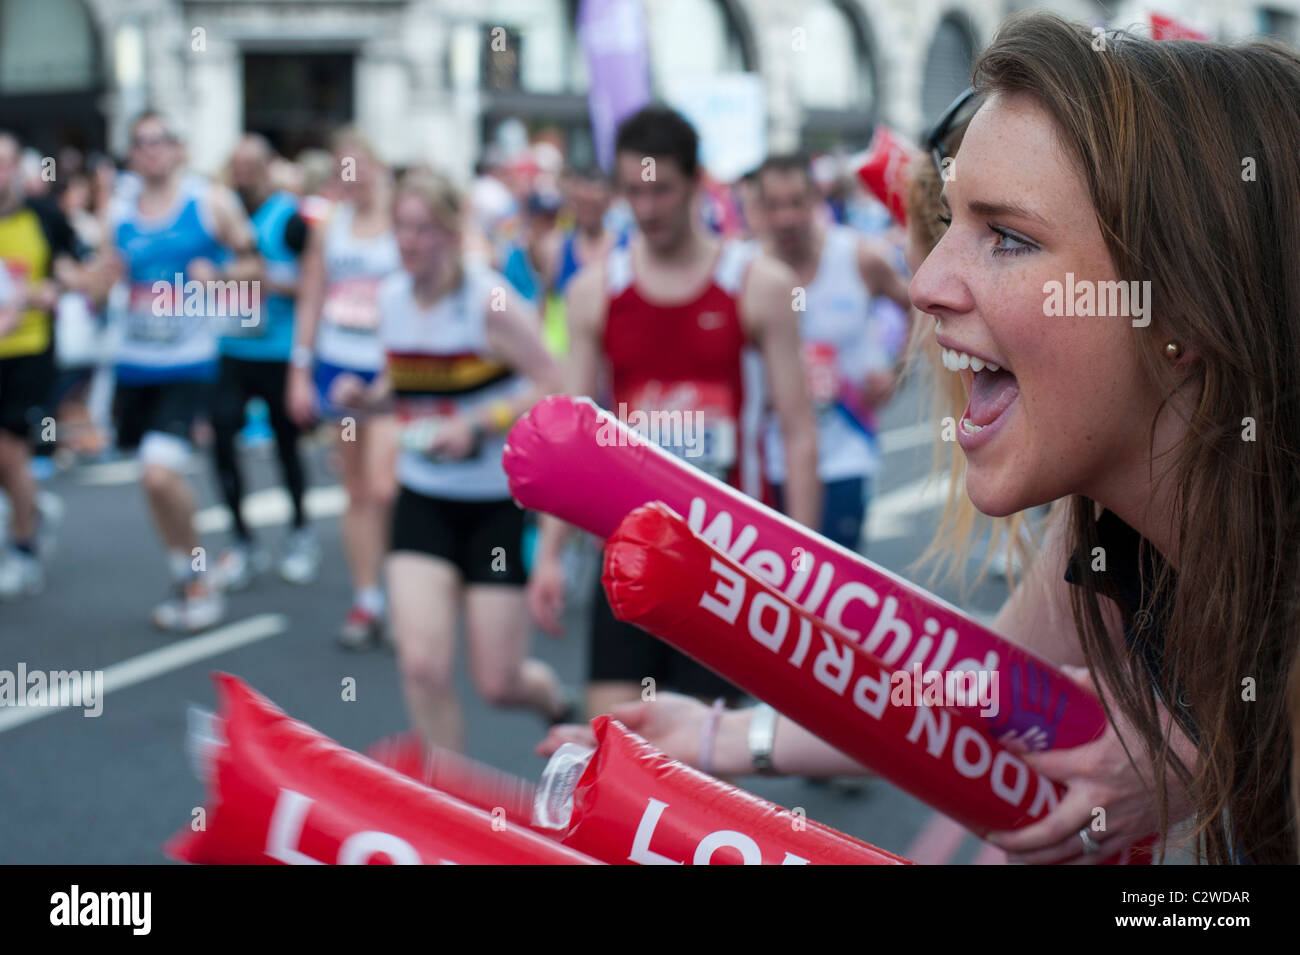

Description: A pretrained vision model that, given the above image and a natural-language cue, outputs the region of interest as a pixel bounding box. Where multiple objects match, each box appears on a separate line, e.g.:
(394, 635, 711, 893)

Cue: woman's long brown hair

(957, 11, 1300, 863)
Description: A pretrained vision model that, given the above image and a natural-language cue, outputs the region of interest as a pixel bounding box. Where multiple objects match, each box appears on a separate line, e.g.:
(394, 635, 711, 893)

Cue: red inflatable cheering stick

(165, 674, 601, 865)
(533, 717, 911, 865)
(602, 501, 1066, 837)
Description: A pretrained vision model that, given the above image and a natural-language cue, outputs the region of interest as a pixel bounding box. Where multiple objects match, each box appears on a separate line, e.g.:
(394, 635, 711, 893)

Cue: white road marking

(0, 613, 287, 734)
(878, 421, 940, 455)
(867, 470, 952, 542)
(195, 486, 347, 534)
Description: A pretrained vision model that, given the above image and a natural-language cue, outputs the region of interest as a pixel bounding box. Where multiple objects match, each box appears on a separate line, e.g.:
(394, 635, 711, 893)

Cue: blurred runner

(0, 130, 86, 599)
(210, 134, 317, 590)
(286, 128, 401, 648)
(106, 112, 260, 631)
(529, 106, 821, 718)
(332, 167, 571, 749)
(755, 153, 913, 552)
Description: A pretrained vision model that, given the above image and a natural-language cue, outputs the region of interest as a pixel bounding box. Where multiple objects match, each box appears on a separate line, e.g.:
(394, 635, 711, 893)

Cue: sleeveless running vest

(764, 224, 885, 483)
(112, 175, 228, 384)
(602, 239, 762, 496)
(221, 190, 298, 362)
(315, 203, 400, 372)
(380, 265, 530, 500)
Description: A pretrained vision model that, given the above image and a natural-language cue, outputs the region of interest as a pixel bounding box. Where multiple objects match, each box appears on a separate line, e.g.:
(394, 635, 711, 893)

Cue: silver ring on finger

(1078, 828, 1102, 855)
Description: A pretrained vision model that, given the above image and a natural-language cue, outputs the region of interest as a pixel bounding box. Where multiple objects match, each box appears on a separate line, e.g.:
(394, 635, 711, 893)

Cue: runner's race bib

(396, 397, 458, 461)
(802, 341, 839, 413)
(624, 381, 736, 481)
(322, 276, 384, 333)
(124, 282, 196, 346)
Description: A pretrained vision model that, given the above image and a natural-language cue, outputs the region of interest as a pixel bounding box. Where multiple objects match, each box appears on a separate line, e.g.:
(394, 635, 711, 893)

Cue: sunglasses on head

(925, 87, 980, 177)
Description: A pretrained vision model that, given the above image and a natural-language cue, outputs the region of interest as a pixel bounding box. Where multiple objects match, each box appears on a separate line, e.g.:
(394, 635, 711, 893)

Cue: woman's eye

(990, 225, 1033, 257)
(937, 214, 952, 227)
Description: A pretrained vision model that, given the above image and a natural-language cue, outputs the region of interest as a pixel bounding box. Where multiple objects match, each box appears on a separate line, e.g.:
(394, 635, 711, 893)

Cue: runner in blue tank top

(107, 112, 260, 633)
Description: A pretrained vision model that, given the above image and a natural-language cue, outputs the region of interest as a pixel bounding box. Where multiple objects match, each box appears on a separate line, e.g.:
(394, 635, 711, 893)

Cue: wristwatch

(747, 703, 779, 776)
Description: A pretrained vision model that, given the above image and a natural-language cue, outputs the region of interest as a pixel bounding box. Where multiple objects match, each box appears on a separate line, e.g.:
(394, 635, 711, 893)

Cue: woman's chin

(964, 473, 1026, 519)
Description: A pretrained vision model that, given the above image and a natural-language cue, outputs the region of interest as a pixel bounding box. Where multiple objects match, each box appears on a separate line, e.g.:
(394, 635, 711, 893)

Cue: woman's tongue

(968, 368, 1020, 427)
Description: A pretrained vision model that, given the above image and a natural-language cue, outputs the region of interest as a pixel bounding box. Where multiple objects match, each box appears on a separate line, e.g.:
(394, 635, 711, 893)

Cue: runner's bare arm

(207, 186, 262, 283)
(742, 254, 822, 529)
(533, 261, 607, 567)
(482, 286, 565, 426)
(857, 237, 912, 311)
(560, 261, 605, 397)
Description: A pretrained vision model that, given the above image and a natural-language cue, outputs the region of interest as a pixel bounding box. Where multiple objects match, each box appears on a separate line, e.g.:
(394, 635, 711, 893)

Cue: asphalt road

(0, 371, 1023, 864)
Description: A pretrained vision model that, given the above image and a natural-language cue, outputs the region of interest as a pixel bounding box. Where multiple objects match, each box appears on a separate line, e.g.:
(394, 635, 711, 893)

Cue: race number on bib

(624, 381, 737, 480)
(802, 341, 839, 412)
(322, 277, 383, 332)
(124, 284, 187, 345)
(396, 398, 456, 460)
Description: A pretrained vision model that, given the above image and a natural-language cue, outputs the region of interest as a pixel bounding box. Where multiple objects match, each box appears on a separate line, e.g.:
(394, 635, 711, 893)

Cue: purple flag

(579, 0, 653, 172)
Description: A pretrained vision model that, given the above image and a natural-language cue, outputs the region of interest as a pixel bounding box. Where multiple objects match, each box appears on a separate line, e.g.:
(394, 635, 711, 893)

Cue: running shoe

(214, 542, 270, 592)
(0, 550, 44, 600)
(338, 605, 384, 650)
(153, 582, 225, 634)
(278, 527, 321, 585)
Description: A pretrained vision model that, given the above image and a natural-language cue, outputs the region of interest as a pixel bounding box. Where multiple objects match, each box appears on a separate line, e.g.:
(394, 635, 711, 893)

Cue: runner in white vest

(331, 167, 572, 751)
(287, 128, 401, 648)
(756, 153, 914, 551)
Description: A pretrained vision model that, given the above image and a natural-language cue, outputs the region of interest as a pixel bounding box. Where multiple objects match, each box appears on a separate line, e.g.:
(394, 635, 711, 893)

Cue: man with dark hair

(529, 105, 822, 718)
(0, 129, 85, 599)
(756, 151, 913, 553)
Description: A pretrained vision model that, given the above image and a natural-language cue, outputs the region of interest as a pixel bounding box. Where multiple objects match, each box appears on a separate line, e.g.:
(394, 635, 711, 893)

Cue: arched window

(921, 12, 977, 129)
(798, 0, 876, 152)
(795, 0, 872, 111)
(649, 0, 750, 85)
(0, 0, 97, 93)
(476, 0, 573, 94)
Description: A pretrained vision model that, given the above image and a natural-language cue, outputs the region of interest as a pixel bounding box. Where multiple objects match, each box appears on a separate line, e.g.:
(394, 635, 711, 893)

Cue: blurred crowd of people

(0, 104, 915, 752)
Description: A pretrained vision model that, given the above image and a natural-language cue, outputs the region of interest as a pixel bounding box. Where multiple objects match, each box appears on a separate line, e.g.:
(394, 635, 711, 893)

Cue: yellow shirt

(0, 206, 52, 358)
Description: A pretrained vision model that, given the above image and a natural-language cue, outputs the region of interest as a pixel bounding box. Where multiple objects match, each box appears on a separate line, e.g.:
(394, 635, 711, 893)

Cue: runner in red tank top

(529, 106, 821, 720)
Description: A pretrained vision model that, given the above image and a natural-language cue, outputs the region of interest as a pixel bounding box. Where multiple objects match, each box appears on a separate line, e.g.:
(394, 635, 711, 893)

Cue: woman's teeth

(941, 347, 1001, 373)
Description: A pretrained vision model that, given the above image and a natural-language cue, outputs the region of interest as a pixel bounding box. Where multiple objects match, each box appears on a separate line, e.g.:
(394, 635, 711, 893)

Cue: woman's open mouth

(939, 345, 1020, 452)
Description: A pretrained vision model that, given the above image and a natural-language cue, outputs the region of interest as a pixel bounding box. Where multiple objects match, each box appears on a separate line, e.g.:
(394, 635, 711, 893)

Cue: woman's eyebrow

(966, 197, 1048, 225)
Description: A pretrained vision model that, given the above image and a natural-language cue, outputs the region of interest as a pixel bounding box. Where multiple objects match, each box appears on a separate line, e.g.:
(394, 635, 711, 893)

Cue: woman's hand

(536, 691, 712, 764)
(984, 665, 1195, 864)
(325, 371, 367, 416)
(286, 365, 319, 429)
(526, 550, 567, 638)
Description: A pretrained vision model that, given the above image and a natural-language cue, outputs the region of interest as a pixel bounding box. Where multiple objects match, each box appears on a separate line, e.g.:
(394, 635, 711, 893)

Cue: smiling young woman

(909, 12, 1300, 863)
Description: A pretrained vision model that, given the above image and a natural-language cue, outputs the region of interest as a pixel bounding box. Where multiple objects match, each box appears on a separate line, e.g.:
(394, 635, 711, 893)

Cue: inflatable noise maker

(165, 674, 602, 865)
(604, 502, 1156, 863)
(503, 396, 1106, 754)
(167, 674, 910, 865)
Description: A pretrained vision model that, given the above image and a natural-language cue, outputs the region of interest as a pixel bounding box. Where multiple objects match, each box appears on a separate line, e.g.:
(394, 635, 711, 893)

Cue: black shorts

(589, 564, 745, 702)
(0, 348, 55, 440)
(113, 380, 208, 449)
(390, 486, 528, 586)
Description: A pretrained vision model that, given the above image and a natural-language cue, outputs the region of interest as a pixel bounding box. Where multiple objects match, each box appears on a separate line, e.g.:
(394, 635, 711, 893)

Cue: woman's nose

(909, 232, 973, 319)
